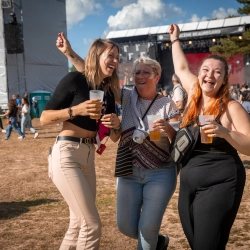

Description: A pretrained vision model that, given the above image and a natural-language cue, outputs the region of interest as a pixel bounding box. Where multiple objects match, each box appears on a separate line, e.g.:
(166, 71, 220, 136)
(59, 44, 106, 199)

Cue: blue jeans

(116, 164, 177, 250)
(6, 117, 23, 139)
(21, 114, 36, 136)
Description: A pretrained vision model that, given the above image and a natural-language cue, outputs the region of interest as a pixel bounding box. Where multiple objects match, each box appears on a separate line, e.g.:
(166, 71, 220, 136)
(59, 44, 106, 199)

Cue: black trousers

(178, 151, 246, 250)
(0, 118, 3, 129)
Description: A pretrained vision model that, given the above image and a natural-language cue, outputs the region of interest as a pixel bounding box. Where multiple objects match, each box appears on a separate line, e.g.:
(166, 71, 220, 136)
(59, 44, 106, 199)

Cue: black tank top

(194, 133, 236, 153)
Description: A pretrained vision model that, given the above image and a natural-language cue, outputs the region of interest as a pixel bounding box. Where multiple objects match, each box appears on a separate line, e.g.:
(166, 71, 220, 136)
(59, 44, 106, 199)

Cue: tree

(209, 0, 250, 57)
(210, 29, 250, 59)
(237, 0, 250, 15)
(69, 64, 76, 72)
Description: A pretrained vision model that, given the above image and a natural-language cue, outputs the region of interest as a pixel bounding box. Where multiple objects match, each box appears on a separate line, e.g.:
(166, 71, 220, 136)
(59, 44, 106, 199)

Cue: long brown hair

(84, 38, 120, 97)
(181, 54, 231, 128)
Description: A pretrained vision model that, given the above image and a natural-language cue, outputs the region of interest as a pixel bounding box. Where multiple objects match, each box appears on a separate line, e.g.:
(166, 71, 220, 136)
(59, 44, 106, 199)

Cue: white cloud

(189, 14, 208, 23)
(212, 7, 238, 19)
(106, 0, 184, 31)
(188, 7, 238, 23)
(66, 0, 102, 28)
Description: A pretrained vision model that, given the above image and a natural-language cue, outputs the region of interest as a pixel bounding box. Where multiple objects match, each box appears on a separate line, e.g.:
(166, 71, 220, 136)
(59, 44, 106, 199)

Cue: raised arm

(56, 32, 85, 72)
(168, 24, 197, 95)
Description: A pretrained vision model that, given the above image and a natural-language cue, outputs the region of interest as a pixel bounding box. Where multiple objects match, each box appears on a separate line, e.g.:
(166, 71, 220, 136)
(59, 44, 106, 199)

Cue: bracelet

(112, 125, 121, 134)
(171, 38, 180, 44)
(68, 107, 74, 120)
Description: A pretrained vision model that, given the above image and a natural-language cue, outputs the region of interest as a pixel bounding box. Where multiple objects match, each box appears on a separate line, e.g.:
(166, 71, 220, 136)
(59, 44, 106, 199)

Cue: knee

(117, 220, 138, 239)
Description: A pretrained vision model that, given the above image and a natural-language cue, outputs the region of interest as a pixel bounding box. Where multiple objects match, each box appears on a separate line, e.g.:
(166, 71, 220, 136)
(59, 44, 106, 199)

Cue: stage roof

(106, 16, 250, 39)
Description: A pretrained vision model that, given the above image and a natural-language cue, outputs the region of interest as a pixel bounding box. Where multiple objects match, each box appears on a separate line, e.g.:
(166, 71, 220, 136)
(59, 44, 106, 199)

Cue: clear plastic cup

(89, 90, 104, 119)
(147, 115, 161, 141)
(199, 115, 214, 144)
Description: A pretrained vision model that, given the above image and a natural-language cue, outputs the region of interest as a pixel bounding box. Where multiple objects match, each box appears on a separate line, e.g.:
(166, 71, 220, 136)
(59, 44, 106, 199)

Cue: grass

(0, 118, 250, 249)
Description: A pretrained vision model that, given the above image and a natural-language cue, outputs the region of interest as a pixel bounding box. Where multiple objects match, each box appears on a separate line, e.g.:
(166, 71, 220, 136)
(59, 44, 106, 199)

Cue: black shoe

(156, 234, 169, 250)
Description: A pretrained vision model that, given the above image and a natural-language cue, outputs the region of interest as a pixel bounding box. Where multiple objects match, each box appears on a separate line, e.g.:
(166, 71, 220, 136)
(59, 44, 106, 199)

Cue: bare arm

(168, 24, 198, 95)
(56, 32, 85, 72)
(0, 110, 10, 117)
(204, 101, 250, 156)
(40, 99, 103, 126)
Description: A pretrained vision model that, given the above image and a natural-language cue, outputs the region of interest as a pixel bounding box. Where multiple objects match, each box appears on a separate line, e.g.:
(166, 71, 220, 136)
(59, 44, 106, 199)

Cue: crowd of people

(0, 94, 39, 140)
(37, 26, 250, 250)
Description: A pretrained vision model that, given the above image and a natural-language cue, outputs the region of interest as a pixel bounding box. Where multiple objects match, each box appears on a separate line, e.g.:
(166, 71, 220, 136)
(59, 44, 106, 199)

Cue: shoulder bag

(114, 93, 159, 177)
(169, 102, 223, 167)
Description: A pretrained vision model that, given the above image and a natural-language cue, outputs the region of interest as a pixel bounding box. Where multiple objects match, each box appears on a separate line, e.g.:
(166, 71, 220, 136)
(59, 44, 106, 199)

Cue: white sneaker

(1, 129, 6, 133)
(34, 132, 39, 139)
(18, 136, 25, 140)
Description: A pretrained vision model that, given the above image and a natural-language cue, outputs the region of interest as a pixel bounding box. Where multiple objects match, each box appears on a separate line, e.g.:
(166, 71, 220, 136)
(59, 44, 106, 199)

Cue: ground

(0, 118, 249, 249)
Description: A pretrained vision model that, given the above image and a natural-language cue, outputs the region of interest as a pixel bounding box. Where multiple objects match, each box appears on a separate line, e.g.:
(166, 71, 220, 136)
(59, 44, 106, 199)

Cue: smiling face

(198, 58, 227, 97)
(99, 45, 119, 81)
(134, 62, 160, 99)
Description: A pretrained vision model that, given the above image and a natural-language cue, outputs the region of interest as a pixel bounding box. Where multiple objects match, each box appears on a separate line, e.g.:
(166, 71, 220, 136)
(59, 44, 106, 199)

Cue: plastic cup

(147, 115, 161, 141)
(89, 90, 104, 119)
(199, 115, 214, 144)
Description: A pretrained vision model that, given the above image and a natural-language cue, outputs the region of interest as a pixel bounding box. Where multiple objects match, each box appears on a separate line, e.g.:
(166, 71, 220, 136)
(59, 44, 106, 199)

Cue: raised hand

(56, 32, 72, 54)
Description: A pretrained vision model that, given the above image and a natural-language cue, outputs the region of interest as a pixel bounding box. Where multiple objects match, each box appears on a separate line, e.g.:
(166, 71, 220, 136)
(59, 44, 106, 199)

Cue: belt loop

(80, 138, 83, 144)
(56, 136, 59, 144)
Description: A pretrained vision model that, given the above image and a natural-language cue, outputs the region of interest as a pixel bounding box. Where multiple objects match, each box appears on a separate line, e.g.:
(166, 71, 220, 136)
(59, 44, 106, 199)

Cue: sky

(66, 0, 244, 64)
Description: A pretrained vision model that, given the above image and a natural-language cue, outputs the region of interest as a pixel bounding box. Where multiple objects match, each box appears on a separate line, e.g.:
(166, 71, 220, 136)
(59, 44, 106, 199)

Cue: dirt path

(0, 119, 249, 249)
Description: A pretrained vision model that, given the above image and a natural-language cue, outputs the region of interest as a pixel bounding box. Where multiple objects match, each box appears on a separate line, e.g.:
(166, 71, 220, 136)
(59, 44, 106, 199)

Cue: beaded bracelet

(68, 107, 74, 120)
(112, 125, 121, 134)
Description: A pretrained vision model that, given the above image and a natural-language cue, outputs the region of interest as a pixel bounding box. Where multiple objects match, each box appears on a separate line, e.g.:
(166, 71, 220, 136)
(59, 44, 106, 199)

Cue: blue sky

(66, 0, 243, 63)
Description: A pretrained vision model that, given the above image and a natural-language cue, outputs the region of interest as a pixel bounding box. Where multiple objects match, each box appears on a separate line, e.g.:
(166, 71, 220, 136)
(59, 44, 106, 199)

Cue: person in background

(229, 85, 239, 101)
(20, 97, 39, 139)
(12, 94, 22, 128)
(0, 106, 6, 133)
(56, 32, 180, 250)
(32, 97, 39, 118)
(41, 37, 121, 250)
(171, 73, 187, 113)
(0, 99, 24, 140)
(169, 23, 250, 250)
(239, 83, 250, 114)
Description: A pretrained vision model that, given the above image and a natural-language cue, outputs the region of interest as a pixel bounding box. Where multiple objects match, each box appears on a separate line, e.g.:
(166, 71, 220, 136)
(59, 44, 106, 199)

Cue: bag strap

(142, 93, 159, 120)
(128, 93, 158, 150)
(215, 99, 223, 122)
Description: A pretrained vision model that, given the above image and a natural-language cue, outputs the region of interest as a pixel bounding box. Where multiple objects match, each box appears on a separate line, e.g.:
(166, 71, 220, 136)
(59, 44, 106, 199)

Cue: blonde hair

(84, 38, 120, 98)
(132, 56, 162, 76)
(181, 54, 231, 128)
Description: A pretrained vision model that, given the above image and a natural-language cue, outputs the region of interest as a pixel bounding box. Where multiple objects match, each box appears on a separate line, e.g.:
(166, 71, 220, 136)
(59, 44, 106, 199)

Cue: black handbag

(114, 93, 159, 177)
(170, 103, 223, 166)
(169, 124, 199, 165)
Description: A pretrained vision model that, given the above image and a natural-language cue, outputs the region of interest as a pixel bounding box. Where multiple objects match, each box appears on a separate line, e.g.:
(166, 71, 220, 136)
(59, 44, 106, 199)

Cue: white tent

(0, 0, 68, 109)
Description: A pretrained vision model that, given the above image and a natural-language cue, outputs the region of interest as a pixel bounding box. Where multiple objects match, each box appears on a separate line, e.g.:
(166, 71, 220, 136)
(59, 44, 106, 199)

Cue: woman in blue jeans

(0, 99, 24, 140)
(20, 97, 39, 139)
(116, 57, 179, 250)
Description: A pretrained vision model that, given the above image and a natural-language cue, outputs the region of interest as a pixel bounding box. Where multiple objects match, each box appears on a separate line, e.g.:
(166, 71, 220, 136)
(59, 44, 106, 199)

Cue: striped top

(120, 87, 179, 169)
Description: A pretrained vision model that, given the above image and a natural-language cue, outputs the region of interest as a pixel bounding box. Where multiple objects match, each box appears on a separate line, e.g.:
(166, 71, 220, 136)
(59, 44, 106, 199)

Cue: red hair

(180, 55, 231, 128)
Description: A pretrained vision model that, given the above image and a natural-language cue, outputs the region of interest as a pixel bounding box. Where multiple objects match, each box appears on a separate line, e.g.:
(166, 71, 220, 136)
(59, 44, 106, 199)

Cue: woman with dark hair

(169, 24, 250, 250)
(40, 38, 121, 249)
(0, 99, 24, 140)
(20, 97, 39, 139)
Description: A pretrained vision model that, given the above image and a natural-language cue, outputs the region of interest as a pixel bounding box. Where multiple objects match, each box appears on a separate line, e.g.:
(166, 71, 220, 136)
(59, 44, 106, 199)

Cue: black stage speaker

(4, 23, 24, 54)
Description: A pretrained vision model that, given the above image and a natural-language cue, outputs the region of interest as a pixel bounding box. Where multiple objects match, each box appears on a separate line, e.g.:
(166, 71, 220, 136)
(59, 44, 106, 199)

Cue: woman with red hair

(169, 24, 250, 250)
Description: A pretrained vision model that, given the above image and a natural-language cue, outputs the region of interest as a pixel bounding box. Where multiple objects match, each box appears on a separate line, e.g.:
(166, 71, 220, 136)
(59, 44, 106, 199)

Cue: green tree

(209, 0, 250, 57)
(69, 64, 76, 72)
(210, 29, 250, 58)
(237, 0, 250, 15)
